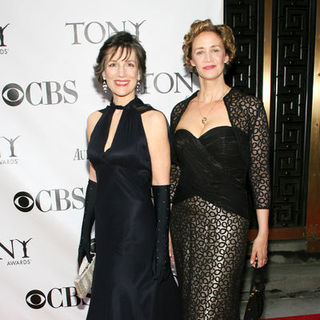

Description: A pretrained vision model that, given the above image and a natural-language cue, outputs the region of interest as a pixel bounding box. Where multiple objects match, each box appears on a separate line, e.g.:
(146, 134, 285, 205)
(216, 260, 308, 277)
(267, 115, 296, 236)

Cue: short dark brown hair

(94, 31, 146, 85)
(182, 19, 236, 70)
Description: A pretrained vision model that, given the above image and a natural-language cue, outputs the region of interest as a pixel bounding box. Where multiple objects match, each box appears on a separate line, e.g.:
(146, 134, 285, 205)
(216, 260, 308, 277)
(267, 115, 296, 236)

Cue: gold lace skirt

(171, 196, 249, 320)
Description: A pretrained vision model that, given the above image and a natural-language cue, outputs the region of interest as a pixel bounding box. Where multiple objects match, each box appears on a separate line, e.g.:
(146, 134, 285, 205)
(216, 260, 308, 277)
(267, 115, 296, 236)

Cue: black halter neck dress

(87, 97, 180, 320)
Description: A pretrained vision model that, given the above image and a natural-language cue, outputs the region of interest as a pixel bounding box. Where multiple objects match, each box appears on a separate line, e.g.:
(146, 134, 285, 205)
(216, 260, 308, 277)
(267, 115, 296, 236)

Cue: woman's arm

(142, 110, 172, 281)
(248, 100, 271, 268)
(86, 111, 102, 182)
(77, 111, 102, 265)
(142, 110, 170, 185)
(169, 103, 183, 202)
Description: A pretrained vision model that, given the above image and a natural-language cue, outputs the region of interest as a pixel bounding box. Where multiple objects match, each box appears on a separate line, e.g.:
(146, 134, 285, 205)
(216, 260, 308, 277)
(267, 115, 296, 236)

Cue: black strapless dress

(87, 97, 180, 320)
(171, 126, 250, 320)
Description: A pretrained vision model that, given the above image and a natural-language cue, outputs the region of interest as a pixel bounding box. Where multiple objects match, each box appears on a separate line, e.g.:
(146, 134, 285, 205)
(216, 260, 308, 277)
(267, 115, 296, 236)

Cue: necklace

(198, 88, 229, 125)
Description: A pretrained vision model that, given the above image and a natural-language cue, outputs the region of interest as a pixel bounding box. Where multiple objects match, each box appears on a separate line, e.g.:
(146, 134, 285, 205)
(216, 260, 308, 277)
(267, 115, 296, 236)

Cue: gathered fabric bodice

(88, 98, 153, 207)
(170, 88, 271, 213)
(173, 126, 251, 219)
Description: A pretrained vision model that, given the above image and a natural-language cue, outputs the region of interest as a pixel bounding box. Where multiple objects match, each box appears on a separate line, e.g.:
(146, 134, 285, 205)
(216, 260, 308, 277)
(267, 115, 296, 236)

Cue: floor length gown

(86, 97, 180, 320)
(170, 89, 271, 320)
(171, 126, 249, 320)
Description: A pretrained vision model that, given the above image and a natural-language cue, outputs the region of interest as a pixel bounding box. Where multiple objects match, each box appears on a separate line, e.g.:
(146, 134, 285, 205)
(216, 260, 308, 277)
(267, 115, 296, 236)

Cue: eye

(211, 47, 220, 53)
(127, 62, 135, 67)
(107, 62, 116, 67)
(195, 50, 204, 55)
(25, 290, 46, 309)
(14, 191, 34, 212)
(2, 83, 24, 106)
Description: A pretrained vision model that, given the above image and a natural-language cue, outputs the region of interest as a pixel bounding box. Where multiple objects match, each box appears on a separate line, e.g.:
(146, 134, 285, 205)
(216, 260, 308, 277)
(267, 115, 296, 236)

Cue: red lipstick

(203, 65, 216, 70)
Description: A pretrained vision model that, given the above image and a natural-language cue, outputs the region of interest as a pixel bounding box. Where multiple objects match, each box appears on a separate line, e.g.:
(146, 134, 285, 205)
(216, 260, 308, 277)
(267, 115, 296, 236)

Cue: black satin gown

(86, 97, 180, 320)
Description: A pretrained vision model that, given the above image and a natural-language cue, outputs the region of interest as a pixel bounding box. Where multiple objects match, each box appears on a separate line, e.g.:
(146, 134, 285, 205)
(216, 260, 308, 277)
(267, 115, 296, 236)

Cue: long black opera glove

(77, 180, 97, 266)
(152, 185, 171, 282)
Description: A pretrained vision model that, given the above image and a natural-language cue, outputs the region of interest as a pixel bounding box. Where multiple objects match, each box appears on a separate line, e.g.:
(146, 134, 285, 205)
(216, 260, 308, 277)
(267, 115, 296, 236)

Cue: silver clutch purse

(74, 254, 96, 299)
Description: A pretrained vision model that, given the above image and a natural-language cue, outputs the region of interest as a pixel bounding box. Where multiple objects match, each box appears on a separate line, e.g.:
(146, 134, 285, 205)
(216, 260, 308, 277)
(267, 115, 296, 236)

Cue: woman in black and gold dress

(170, 19, 270, 319)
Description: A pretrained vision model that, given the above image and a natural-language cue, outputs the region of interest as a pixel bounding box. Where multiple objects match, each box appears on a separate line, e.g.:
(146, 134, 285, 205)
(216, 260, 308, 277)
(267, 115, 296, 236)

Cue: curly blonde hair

(182, 19, 236, 70)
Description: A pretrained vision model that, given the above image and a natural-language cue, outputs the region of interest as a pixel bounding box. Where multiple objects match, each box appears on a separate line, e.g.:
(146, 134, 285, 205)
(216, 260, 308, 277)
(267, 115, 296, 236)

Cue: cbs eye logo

(13, 192, 34, 212)
(25, 290, 46, 309)
(2, 83, 24, 106)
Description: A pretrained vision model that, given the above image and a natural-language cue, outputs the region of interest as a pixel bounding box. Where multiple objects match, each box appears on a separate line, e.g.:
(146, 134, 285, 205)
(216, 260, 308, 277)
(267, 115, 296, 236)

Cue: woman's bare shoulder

(141, 109, 168, 131)
(87, 110, 103, 139)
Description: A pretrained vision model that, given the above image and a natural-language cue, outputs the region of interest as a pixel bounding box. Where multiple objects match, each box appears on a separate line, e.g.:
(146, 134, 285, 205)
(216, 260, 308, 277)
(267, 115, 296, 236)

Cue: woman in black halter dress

(77, 32, 180, 320)
(170, 20, 271, 320)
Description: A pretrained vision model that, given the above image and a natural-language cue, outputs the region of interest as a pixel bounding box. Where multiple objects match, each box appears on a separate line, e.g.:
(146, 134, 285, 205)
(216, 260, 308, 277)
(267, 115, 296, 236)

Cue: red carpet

(263, 315, 320, 320)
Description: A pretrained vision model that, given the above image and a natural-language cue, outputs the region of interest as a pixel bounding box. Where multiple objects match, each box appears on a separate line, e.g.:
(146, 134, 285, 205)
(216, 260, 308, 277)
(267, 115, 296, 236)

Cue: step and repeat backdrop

(0, 1, 222, 318)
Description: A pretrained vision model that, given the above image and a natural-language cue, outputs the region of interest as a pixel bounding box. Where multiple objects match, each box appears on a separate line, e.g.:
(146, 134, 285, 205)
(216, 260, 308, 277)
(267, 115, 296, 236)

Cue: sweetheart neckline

(175, 126, 232, 140)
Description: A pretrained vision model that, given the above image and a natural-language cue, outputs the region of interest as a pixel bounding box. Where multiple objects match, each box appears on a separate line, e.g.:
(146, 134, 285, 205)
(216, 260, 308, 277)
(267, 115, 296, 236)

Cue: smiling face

(102, 47, 139, 105)
(190, 31, 229, 81)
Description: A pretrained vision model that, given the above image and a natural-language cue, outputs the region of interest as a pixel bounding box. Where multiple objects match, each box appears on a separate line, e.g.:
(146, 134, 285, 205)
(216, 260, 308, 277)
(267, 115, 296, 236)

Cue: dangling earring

(102, 78, 108, 93)
(136, 79, 142, 93)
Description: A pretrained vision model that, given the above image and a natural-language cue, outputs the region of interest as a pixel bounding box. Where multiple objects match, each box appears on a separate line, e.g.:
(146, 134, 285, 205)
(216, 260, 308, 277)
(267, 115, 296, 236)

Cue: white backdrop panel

(0, 0, 223, 318)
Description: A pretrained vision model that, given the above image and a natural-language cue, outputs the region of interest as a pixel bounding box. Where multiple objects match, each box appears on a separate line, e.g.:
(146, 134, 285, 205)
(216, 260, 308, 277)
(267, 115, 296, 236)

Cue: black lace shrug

(170, 88, 271, 211)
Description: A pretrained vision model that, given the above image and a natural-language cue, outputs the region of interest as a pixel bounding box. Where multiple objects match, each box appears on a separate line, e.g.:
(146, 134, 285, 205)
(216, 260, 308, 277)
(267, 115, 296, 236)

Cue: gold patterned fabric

(171, 197, 248, 320)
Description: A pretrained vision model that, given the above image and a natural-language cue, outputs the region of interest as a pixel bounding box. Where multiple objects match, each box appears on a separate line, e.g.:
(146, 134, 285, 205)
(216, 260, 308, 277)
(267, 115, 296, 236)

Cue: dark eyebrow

(107, 59, 136, 64)
(194, 44, 221, 50)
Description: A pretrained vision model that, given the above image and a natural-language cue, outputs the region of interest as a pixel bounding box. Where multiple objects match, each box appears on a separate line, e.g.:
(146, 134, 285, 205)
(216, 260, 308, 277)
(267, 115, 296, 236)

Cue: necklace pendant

(202, 117, 207, 124)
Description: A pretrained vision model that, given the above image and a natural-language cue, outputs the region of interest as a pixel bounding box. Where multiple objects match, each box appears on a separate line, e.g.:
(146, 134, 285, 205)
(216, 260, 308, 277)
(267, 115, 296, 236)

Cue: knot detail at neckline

(110, 97, 142, 110)
(113, 104, 125, 110)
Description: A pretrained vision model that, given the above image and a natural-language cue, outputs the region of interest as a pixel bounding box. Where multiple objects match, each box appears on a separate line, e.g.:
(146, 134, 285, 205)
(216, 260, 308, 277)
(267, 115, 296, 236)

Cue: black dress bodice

(173, 126, 251, 219)
(88, 98, 152, 197)
(170, 89, 271, 211)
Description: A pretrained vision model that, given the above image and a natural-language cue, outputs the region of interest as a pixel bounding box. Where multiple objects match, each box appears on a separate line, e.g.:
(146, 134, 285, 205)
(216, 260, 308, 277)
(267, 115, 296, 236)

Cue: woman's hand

(250, 209, 269, 268)
(250, 232, 268, 268)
